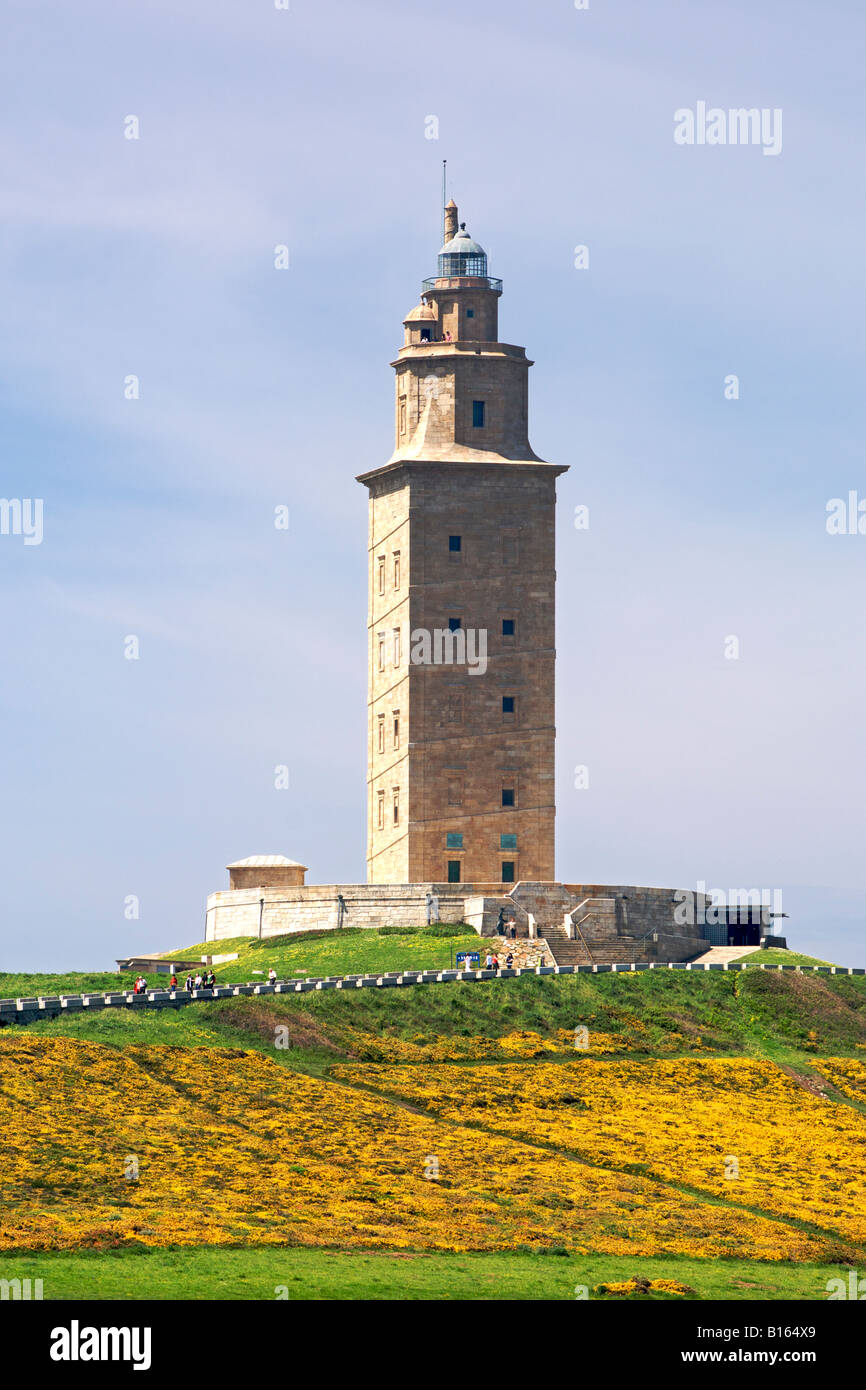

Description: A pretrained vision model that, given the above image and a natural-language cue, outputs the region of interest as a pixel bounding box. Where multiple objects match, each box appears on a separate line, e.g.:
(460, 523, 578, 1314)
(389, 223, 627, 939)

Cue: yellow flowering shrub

(0, 1038, 846, 1260)
(814, 1058, 866, 1104)
(334, 1057, 866, 1246)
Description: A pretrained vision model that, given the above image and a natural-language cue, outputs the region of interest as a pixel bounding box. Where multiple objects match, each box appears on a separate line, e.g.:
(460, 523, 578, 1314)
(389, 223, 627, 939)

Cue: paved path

(690, 945, 762, 965)
(0, 959, 861, 1027)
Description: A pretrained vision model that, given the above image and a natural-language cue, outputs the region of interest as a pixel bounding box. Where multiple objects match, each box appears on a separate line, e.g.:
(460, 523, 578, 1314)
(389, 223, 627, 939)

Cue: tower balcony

(422, 276, 502, 294)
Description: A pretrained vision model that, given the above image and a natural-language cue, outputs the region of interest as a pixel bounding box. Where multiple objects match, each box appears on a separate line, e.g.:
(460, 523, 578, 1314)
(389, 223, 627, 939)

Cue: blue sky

(1, 0, 864, 969)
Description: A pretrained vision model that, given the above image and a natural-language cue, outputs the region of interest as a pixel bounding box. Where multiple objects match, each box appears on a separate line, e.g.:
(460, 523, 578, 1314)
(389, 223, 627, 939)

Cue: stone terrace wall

(205, 879, 710, 950)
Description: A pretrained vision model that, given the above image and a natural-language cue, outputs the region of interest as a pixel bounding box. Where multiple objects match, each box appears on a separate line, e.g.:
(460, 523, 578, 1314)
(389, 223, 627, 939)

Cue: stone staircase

(542, 925, 594, 966)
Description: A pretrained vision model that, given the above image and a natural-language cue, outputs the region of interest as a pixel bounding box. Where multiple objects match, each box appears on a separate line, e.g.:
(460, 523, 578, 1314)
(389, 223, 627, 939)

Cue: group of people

(164, 969, 217, 992)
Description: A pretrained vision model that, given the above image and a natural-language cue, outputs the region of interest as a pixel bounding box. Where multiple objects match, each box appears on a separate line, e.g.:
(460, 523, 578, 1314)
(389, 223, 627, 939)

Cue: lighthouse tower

(357, 201, 567, 887)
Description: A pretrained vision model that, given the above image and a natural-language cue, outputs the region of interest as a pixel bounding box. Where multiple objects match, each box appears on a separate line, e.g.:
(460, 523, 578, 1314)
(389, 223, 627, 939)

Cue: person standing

(185, 973, 194, 992)
(268, 967, 277, 984)
(169, 973, 178, 991)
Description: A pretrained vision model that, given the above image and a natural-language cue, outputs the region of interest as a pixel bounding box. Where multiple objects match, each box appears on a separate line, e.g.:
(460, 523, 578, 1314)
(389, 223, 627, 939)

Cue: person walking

(484, 951, 493, 969)
(268, 967, 277, 984)
(491, 952, 499, 970)
(185, 973, 193, 992)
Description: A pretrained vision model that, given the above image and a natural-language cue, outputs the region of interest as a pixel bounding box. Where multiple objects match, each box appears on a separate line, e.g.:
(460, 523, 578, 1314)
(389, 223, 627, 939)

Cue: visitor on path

(268, 967, 277, 983)
(185, 973, 194, 992)
(205, 970, 216, 988)
(491, 952, 499, 970)
(194, 971, 203, 990)
(505, 951, 514, 969)
(484, 951, 493, 969)
(169, 974, 177, 990)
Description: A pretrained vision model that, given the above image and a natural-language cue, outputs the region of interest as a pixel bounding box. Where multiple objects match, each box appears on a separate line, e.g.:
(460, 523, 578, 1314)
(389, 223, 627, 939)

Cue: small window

(502, 696, 515, 714)
(500, 833, 517, 850)
(447, 860, 462, 883)
(446, 832, 463, 850)
(393, 551, 400, 590)
(472, 400, 485, 428)
(449, 535, 462, 552)
(376, 791, 385, 830)
(393, 789, 400, 826)
(502, 618, 515, 636)
(377, 714, 385, 754)
(377, 556, 385, 594)
(378, 635, 386, 671)
(501, 861, 515, 884)
(502, 534, 518, 565)
(447, 776, 463, 806)
(393, 628, 401, 666)
(420, 328, 431, 341)
(448, 616, 461, 632)
(466, 308, 475, 319)
(501, 788, 515, 807)
(444, 691, 464, 725)
(393, 713, 400, 749)
(398, 397, 407, 436)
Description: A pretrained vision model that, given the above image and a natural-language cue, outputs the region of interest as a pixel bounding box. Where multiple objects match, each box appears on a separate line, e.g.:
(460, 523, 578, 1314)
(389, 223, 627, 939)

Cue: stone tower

(357, 202, 567, 886)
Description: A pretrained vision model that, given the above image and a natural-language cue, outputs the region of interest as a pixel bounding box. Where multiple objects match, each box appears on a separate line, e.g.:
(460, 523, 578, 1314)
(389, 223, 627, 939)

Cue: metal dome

(437, 222, 488, 278)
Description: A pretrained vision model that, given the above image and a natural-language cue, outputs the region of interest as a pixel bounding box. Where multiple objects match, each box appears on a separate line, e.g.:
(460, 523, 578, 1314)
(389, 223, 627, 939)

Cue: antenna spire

(442, 159, 447, 242)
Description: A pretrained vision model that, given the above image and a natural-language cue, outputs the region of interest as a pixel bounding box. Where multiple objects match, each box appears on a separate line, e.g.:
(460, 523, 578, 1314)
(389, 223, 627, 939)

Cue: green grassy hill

(0, 924, 479, 999)
(3, 941, 865, 1301)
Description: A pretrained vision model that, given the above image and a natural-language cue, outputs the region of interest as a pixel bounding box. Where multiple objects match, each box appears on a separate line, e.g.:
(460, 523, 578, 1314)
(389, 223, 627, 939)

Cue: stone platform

(205, 877, 713, 965)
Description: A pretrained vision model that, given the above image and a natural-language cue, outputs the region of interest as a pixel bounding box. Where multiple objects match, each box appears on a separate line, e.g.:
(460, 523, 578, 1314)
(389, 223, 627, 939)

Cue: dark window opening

(502, 696, 515, 714)
(501, 788, 515, 807)
(420, 327, 432, 342)
(449, 535, 462, 552)
(501, 861, 515, 884)
(472, 400, 485, 428)
(466, 308, 474, 318)
(502, 619, 515, 636)
(447, 860, 462, 883)
(448, 617, 462, 631)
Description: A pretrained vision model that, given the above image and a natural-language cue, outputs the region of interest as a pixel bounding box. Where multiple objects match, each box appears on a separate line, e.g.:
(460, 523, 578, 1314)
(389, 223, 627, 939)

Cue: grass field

(0, 926, 481, 999)
(0, 1245, 849, 1301)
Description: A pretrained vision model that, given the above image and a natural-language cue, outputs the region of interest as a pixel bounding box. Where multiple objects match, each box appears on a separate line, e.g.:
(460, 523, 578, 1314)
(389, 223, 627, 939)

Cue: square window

(466, 309, 475, 318)
(501, 861, 515, 884)
(472, 400, 485, 428)
(502, 618, 515, 636)
(447, 859, 462, 883)
(448, 616, 461, 631)
(500, 833, 517, 850)
(446, 832, 463, 850)
(449, 535, 462, 552)
(501, 788, 515, 807)
(502, 696, 515, 714)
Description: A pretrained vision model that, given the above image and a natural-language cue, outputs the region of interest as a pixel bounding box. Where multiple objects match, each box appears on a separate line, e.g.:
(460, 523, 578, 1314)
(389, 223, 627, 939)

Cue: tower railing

(422, 276, 502, 293)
